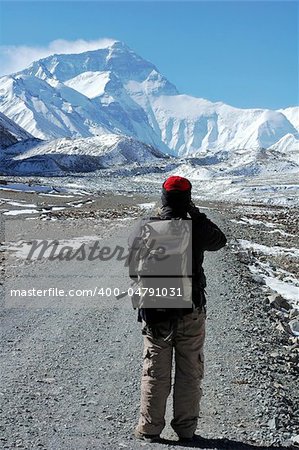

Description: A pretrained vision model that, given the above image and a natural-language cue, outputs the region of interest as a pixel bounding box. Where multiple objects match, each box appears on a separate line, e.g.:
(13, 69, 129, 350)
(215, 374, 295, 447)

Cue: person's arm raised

(188, 202, 227, 251)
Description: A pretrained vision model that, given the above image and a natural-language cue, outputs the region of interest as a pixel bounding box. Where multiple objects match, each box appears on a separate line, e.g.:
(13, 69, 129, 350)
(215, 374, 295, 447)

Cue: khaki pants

(136, 309, 206, 438)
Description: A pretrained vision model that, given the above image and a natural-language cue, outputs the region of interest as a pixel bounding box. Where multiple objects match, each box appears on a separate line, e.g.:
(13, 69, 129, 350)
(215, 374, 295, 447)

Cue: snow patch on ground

(264, 276, 299, 305)
(231, 218, 276, 228)
(0, 182, 71, 195)
(248, 262, 299, 310)
(3, 205, 66, 216)
(137, 202, 156, 210)
(237, 239, 299, 259)
(39, 193, 75, 198)
(5, 201, 36, 208)
(233, 235, 299, 314)
(4, 209, 39, 216)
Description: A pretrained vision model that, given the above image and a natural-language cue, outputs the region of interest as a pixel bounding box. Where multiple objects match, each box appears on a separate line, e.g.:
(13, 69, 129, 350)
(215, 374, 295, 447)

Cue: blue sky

(0, 1, 297, 109)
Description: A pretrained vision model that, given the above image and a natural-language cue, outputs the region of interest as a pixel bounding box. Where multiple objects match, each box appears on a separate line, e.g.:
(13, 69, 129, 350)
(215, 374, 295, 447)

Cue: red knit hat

(163, 176, 192, 192)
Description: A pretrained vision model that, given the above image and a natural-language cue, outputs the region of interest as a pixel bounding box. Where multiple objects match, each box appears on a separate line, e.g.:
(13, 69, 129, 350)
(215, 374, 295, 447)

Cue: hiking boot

(134, 429, 161, 443)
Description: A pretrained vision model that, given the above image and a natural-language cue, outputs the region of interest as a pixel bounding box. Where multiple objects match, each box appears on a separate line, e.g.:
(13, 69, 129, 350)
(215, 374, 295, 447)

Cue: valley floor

(0, 186, 298, 450)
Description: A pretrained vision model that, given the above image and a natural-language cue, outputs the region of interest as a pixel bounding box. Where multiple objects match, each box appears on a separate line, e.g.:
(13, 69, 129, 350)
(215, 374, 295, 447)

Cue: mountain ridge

(0, 111, 35, 150)
(0, 40, 298, 158)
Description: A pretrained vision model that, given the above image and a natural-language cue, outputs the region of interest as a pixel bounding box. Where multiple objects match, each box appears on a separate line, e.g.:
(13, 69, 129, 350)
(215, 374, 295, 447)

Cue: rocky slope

(1, 134, 166, 175)
(0, 112, 35, 150)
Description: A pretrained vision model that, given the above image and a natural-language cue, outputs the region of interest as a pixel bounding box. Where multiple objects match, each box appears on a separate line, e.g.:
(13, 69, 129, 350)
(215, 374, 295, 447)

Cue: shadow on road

(160, 436, 295, 449)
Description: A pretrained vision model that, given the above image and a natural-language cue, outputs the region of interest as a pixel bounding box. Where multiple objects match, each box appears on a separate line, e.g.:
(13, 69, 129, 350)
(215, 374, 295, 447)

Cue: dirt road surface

(0, 194, 298, 450)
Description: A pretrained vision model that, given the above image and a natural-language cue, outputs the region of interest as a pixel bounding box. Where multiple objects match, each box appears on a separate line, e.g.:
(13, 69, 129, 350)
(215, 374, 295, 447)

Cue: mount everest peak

(0, 40, 298, 162)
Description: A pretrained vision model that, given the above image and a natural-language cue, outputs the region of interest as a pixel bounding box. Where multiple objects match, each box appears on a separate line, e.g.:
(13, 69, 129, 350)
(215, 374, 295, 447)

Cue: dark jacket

(128, 204, 227, 323)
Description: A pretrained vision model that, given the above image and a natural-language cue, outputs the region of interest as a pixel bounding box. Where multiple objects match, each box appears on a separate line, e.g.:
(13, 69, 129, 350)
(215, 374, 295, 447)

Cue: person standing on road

(128, 176, 227, 443)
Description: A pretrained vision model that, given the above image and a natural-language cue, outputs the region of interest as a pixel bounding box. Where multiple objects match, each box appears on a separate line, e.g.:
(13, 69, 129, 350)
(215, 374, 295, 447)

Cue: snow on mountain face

(279, 107, 299, 132)
(255, 111, 298, 148)
(139, 95, 298, 156)
(3, 134, 166, 175)
(0, 74, 113, 139)
(0, 42, 173, 152)
(64, 71, 110, 98)
(0, 111, 34, 150)
(23, 41, 178, 94)
(269, 133, 299, 160)
(0, 40, 297, 159)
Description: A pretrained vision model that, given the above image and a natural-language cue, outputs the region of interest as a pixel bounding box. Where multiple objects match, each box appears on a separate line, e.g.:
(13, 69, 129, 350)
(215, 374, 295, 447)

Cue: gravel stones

(0, 194, 298, 449)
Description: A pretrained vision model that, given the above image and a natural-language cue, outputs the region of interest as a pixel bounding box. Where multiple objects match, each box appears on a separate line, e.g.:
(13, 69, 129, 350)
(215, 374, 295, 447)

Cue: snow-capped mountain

(0, 42, 172, 153)
(2, 133, 166, 175)
(138, 95, 298, 156)
(0, 40, 297, 157)
(0, 111, 34, 150)
(279, 107, 299, 133)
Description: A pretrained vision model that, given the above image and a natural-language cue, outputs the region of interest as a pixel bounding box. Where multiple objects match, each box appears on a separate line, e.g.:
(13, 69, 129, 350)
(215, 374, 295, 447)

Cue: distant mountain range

(0, 112, 166, 175)
(0, 40, 298, 176)
(1, 40, 298, 153)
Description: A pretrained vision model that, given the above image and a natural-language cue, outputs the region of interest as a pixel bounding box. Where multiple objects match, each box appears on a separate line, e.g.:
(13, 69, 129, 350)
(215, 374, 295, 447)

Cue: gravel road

(0, 193, 298, 450)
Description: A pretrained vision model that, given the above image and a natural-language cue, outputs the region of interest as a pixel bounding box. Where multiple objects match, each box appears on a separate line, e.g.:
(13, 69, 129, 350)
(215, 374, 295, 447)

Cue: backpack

(132, 217, 193, 316)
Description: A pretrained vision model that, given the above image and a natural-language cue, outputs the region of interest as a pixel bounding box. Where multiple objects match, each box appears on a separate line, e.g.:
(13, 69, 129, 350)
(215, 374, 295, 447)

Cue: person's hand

(188, 201, 201, 216)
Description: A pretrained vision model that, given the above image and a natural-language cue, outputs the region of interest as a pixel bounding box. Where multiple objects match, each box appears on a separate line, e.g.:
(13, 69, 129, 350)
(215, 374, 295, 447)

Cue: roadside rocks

(222, 204, 299, 447)
(292, 434, 299, 447)
(48, 205, 142, 220)
(289, 319, 299, 336)
(268, 294, 292, 311)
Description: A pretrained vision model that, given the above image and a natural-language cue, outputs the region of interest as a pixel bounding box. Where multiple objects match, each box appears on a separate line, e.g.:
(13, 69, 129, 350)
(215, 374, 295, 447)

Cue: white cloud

(0, 38, 117, 76)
